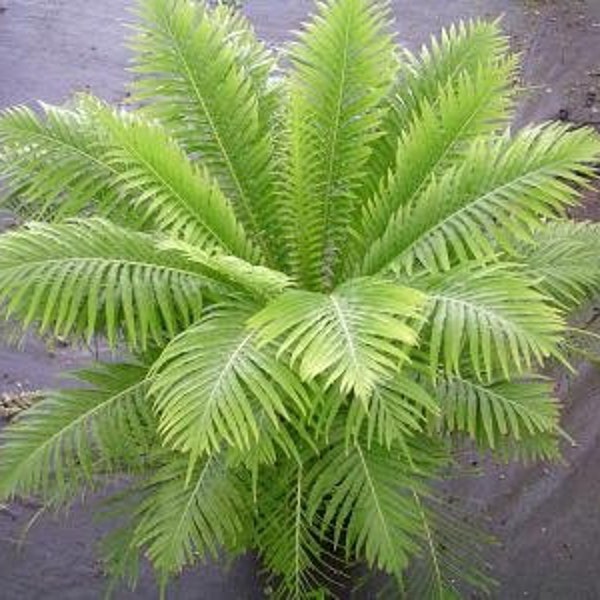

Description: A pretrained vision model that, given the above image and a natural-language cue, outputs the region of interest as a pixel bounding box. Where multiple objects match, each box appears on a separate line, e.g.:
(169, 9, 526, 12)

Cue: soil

(0, 0, 599, 598)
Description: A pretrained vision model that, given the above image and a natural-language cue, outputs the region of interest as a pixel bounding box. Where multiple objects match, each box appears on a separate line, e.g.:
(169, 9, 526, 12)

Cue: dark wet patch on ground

(0, 0, 599, 598)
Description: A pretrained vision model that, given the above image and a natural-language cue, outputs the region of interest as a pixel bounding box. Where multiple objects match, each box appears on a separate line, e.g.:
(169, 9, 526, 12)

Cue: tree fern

(0, 0, 599, 597)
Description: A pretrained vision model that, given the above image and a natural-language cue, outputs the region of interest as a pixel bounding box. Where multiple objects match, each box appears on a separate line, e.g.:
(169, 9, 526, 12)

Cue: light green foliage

(0, 0, 599, 597)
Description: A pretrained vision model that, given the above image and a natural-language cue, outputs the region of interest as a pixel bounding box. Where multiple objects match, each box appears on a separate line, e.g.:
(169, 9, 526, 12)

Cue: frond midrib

(294, 467, 304, 598)
(411, 488, 444, 598)
(426, 291, 534, 335)
(330, 294, 359, 377)
(0, 255, 208, 283)
(384, 156, 582, 274)
(444, 373, 552, 417)
(1, 120, 118, 179)
(161, 15, 265, 256)
(320, 10, 352, 254)
(168, 456, 214, 555)
(355, 443, 395, 565)
(107, 124, 242, 257)
(204, 331, 255, 413)
(5, 377, 150, 483)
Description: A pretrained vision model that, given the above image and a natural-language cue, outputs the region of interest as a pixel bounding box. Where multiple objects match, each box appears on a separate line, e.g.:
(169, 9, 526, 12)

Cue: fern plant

(0, 0, 599, 597)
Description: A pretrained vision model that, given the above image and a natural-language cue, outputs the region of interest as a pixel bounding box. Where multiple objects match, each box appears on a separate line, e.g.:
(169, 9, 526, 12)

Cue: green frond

(161, 238, 291, 300)
(0, 100, 257, 261)
(281, 0, 397, 288)
(133, 453, 251, 579)
(403, 492, 495, 599)
(256, 463, 331, 599)
(0, 103, 119, 220)
(208, 3, 281, 129)
(405, 19, 511, 103)
(345, 374, 439, 448)
(249, 279, 425, 400)
(79, 96, 258, 259)
(362, 123, 600, 276)
(414, 264, 565, 380)
(350, 56, 516, 275)
(491, 430, 562, 463)
(99, 510, 145, 593)
(360, 18, 512, 204)
(0, 362, 153, 503)
(151, 305, 311, 457)
(307, 434, 450, 576)
(0, 219, 206, 348)
(305, 372, 438, 451)
(433, 373, 560, 449)
(130, 0, 276, 258)
(517, 220, 600, 310)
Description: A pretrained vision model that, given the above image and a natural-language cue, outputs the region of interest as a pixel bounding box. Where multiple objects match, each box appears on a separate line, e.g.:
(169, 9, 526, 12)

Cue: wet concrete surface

(1, 0, 600, 598)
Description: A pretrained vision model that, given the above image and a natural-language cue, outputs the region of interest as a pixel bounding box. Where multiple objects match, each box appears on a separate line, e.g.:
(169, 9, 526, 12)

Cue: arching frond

(0, 100, 256, 260)
(151, 305, 310, 457)
(133, 454, 251, 580)
(307, 434, 449, 576)
(0, 363, 153, 503)
(492, 430, 561, 463)
(130, 0, 276, 257)
(208, 3, 280, 128)
(517, 220, 600, 310)
(281, 0, 396, 288)
(360, 18, 512, 204)
(403, 492, 495, 600)
(0, 219, 206, 348)
(414, 265, 565, 380)
(433, 373, 559, 449)
(256, 463, 331, 599)
(0, 104, 118, 220)
(363, 123, 600, 275)
(79, 97, 257, 259)
(161, 238, 291, 300)
(249, 279, 425, 400)
(351, 57, 515, 275)
(344, 374, 439, 448)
